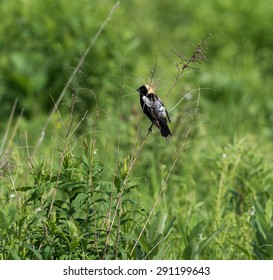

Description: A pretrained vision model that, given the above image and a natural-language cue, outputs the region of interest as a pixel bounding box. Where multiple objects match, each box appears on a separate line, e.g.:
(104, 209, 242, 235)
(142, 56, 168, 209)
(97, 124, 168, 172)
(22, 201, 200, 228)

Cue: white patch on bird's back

(142, 96, 153, 107)
(153, 99, 167, 119)
(157, 106, 167, 118)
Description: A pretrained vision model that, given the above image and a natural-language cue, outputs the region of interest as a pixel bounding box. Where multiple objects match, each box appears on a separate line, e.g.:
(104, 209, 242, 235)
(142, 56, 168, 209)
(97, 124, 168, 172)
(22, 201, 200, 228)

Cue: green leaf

(189, 222, 206, 242)
(199, 228, 221, 254)
(58, 181, 86, 191)
(16, 186, 33, 192)
(156, 212, 167, 236)
(228, 239, 252, 259)
(182, 244, 193, 260)
(164, 216, 176, 237)
(7, 206, 16, 225)
(72, 193, 89, 209)
(0, 211, 8, 228)
(8, 249, 21, 260)
(71, 239, 80, 251)
(114, 175, 121, 192)
(188, 213, 203, 233)
(255, 201, 268, 240)
(265, 199, 273, 226)
(25, 245, 43, 260)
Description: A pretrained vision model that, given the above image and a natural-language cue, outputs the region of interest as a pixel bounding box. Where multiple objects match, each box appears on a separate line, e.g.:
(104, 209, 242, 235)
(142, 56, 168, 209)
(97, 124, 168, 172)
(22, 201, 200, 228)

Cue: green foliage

(0, 144, 142, 259)
(253, 199, 273, 259)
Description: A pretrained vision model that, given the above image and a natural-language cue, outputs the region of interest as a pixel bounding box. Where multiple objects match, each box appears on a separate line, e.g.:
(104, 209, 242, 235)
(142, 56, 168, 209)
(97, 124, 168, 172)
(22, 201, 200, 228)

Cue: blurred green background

(1, 0, 273, 146)
(1, 0, 273, 259)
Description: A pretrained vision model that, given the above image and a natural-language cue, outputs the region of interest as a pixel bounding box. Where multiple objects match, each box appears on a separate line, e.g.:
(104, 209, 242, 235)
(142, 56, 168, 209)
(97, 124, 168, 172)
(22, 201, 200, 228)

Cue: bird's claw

(147, 124, 153, 135)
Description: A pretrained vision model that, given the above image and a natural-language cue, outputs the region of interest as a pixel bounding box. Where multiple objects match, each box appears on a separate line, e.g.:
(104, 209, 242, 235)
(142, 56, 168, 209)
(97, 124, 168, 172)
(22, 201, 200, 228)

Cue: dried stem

(166, 34, 212, 99)
(31, 0, 120, 158)
(130, 89, 201, 256)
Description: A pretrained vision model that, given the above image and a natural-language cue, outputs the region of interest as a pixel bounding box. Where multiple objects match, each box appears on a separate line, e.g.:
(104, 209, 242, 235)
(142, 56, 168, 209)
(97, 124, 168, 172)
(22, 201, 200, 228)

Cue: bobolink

(137, 85, 172, 137)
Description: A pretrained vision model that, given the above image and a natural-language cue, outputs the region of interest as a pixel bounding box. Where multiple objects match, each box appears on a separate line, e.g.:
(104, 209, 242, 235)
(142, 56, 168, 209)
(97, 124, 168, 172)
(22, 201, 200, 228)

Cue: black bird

(137, 85, 172, 137)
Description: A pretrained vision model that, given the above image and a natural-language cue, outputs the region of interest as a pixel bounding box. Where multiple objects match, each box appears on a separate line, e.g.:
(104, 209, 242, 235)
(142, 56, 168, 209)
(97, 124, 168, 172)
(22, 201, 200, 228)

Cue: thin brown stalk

(47, 89, 83, 219)
(102, 80, 124, 258)
(103, 128, 149, 257)
(31, 0, 120, 158)
(130, 89, 201, 256)
(0, 98, 18, 154)
(7, 108, 24, 151)
(165, 34, 211, 100)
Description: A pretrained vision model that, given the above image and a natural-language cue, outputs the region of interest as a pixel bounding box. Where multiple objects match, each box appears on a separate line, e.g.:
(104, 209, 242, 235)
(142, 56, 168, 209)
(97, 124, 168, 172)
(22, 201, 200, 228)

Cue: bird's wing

(142, 96, 161, 128)
(153, 99, 171, 123)
(142, 96, 154, 108)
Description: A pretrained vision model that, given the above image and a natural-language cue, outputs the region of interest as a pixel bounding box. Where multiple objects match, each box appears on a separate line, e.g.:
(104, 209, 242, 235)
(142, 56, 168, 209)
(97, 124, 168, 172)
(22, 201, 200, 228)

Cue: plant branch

(130, 88, 201, 256)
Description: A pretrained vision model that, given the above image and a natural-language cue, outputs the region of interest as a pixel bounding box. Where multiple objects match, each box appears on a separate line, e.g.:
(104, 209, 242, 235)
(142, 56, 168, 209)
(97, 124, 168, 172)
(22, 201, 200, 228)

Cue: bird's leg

(147, 124, 153, 135)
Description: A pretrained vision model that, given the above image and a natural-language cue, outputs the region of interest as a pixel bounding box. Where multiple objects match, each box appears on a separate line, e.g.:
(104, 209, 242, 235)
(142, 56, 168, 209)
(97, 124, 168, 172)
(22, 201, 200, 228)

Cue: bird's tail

(159, 118, 172, 137)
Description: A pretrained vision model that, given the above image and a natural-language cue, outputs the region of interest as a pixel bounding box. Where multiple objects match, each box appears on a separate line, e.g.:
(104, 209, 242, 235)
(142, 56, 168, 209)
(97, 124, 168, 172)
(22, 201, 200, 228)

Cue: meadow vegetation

(0, 0, 273, 259)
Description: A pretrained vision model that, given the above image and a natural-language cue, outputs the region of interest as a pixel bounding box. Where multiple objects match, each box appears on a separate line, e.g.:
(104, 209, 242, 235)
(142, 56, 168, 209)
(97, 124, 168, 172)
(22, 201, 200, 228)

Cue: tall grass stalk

(47, 88, 88, 219)
(31, 0, 120, 158)
(0, 99, 18, 154)
(131, 89, 201, 256)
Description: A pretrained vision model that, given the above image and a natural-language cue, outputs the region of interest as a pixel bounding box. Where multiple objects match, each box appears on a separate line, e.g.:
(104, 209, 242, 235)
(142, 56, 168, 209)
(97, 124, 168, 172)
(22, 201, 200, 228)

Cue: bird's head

(137, 84, 154, 96)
